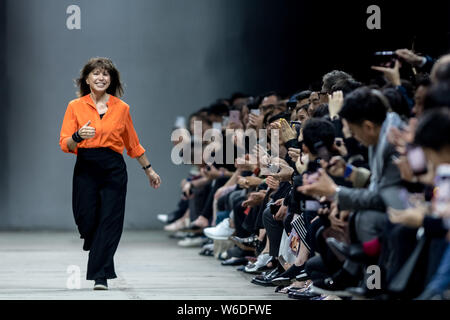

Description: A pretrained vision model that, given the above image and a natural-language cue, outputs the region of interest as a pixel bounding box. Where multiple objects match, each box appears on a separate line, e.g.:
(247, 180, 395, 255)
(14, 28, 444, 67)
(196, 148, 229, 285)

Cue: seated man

(298, 87, 406, 296)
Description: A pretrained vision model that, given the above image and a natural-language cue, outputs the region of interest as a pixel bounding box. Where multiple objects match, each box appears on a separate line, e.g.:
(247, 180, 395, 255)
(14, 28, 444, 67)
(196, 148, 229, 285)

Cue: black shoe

(94, 278, 108, 290)
(221, 257, 248, 266)
(198, 247, 214, 256)
(251, 265, 283, 287)
(288, 288, 320, 300)
(311, 269, 359, 297)
(272, 264, 306, 286)
(225, 246, 254, 260)
(326, 238, 366, 262)
(229, 235, 260, 252)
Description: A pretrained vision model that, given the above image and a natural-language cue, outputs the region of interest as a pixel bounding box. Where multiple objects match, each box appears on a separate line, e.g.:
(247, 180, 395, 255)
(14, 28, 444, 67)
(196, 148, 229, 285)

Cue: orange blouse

(59, 94, 146, 158)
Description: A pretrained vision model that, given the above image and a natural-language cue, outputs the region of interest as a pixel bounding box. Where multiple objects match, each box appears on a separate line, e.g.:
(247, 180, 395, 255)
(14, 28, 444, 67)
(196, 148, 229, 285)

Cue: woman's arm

(136, 153, 161, 189)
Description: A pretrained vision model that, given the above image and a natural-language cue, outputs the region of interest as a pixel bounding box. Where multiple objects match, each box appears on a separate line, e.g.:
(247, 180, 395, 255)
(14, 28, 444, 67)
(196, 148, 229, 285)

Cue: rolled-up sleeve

(59, 102, 78, 154)
(122, 106, 146, 158)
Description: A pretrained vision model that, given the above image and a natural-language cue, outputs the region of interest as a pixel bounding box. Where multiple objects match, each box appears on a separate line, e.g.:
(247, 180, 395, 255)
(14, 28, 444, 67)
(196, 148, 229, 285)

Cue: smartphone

(290, 121, 302, 135)
(307, 172, 320, 184)
(435, 164, 450, 217)
(406, 145, 428, 176)
(374, 51, 398, 68)
(270, 203, 281, 215)
(320, 201, 331, 210)
(229, 110, 241, 124)
(250, 109, 260, 116)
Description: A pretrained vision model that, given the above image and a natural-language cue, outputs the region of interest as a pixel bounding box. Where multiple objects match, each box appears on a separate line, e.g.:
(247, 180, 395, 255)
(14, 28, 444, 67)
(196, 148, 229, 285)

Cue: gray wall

(2, 0, 276, 230)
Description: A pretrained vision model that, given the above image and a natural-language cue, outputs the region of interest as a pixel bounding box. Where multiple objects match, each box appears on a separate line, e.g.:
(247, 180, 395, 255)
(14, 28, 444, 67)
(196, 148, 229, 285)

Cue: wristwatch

(343, 164, 353, 179)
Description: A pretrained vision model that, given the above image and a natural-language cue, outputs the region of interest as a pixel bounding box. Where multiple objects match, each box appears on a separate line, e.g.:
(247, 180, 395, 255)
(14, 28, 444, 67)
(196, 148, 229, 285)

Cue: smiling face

(86, 68, 111, 93)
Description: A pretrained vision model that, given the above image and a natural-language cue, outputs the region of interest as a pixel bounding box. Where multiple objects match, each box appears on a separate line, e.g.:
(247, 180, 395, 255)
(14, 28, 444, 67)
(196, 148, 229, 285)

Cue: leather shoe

(221, 257, 248, 266)
(288, 288, 320, 300)
(251, 266, 283, 287)
(229, 235, 260, 252)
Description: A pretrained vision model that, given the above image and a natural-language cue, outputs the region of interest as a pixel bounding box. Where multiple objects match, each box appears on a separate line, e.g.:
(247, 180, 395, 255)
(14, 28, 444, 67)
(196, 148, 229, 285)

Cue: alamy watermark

(66, 265, 81, 289)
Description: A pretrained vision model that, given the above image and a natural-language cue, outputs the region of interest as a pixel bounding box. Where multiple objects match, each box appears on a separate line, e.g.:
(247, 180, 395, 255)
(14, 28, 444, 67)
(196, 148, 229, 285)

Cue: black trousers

(72, 148, 128, 281)
(262, 207, 284, 258)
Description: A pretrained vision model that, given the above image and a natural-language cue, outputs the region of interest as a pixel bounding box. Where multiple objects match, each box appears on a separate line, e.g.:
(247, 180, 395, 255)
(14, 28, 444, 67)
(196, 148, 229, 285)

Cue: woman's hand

(278, 119, 297, 143)
(146, 168, 161, 189)
(78, 120, 96, 139)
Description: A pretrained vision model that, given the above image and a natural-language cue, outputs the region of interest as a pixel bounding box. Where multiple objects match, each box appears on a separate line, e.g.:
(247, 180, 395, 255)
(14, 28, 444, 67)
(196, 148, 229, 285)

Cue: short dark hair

(382, 87, 410, 118)
(423, 82, 450, 112)
(302, 118, 336, 154)
(267, 111, 291, 124)
(322, 70, 354, 94)
(230, 92, 248, 105)
(339, 87, 388, 125)
(433, 59, 450, 83)
(331, 78, 362, 96)
(312, 104, 329, 118)
(207, 102, 229, 116)
(414, 107, 450, 151)
(76, 57, 124, 97)
(296, 90, 312, 101)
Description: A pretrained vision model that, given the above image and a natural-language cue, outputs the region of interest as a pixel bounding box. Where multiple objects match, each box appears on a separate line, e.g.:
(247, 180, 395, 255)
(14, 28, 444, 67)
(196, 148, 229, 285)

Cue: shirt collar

(82, 93, 117, 108)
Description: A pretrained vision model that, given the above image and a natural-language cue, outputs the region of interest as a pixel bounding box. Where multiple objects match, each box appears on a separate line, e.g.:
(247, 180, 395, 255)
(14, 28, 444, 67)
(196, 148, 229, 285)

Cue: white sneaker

(178, 236, 206, 247)
(157, 214, 169, 223)
(244, 253, 272, 273)
(203, 218, 235, 240)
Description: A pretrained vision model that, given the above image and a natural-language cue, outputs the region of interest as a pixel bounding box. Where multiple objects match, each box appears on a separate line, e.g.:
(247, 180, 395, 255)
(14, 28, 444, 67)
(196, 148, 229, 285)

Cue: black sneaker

(94, 278, 108, 290)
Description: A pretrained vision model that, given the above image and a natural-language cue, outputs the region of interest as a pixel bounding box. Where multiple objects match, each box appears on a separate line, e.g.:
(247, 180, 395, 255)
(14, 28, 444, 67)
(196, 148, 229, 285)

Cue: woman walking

(59, 57, 161, 290)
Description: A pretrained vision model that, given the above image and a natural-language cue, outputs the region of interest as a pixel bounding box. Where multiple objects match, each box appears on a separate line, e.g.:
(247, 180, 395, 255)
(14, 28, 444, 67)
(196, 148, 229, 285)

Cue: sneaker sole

(93, 284, 108, 290)
(203, 233, 231, 240)
(310, 285, 352, 297)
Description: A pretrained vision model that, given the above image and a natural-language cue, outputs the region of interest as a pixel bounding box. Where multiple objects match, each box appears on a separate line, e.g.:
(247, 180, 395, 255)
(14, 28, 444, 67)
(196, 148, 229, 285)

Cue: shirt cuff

(127, 144, 146, 158)
(60, 137, 77, 154)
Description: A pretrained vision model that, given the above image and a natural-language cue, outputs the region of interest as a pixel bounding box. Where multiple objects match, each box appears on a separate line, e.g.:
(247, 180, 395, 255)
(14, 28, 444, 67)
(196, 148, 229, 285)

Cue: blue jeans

(427, 242, 450, 292)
